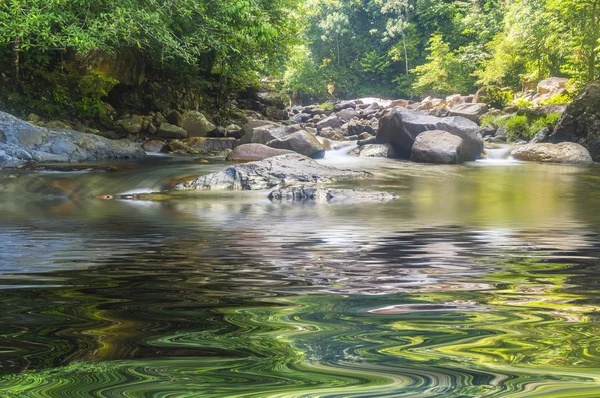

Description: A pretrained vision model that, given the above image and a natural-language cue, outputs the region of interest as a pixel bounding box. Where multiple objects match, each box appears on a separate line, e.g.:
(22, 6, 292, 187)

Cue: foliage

(413, 34, 476, 96)
(513, 98, 535, 108)
(527, 112, 562, 138)
(505, 115, 529, 141)
(482, 86, 514, 109)
(320, 102, 335, 112)
(539, 94, 572, 105)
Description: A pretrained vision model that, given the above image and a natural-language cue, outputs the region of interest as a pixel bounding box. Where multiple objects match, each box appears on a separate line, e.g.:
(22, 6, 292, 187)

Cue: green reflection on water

(0, 258, 599, 397)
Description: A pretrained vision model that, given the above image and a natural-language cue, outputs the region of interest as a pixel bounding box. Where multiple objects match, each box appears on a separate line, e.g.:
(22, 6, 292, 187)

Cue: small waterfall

(480, 145, 516, 164)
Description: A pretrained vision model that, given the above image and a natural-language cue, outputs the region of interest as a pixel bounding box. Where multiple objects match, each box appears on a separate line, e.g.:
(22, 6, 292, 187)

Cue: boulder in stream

(511, 142, 593, 164)
(172, 153, 372, 190)
(377, 107, 482, 161)
(0, 110, 146, 168)
(411, 130, 465, 164)
(266, 130, 326, 159)
(227, 144, 294, 162)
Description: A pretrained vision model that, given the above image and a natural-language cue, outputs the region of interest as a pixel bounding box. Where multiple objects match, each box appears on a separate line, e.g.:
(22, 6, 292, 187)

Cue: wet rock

(358, 132, 373, 141)
(168, 140, 199, 155)
(157, 123, 188, 139)
(411, 130, 465, 164)
(227, 143, 294, 162)
(550, 82, 600, 161)
(267, 130, 326, 159)
(182, 111, 216, 137)
(0, 110, 146, 168)
(377, 107, 482, 160)
(358, 143, 396, 158)
(511, 142, 593, 164)
(142, 140, 167, 153)
(173, 153, 371, 191)
(268, 183, 397, 203)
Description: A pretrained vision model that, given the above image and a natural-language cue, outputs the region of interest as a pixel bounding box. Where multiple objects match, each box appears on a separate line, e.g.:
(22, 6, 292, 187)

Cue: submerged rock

(268, 183, 397, 203)
(0, 111, 145, 168)
(377, 107, 482, 161)
(511, 142, 593, 164)
(173, 153, 371, 190)
(411, 130, 465, 164)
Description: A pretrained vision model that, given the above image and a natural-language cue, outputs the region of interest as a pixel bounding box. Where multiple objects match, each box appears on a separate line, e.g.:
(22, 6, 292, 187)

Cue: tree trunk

(402, 29, 409, 78)
(13, 36, 21, 82)
(336, 35, 340, 66)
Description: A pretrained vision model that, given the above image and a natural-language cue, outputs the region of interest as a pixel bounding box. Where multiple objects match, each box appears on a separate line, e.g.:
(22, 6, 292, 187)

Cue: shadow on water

(0, 156, 600, 397)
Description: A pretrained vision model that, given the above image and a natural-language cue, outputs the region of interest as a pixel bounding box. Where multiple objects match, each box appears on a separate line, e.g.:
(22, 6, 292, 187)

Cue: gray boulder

(511, 142, 593, 164)
(448, 103, 488, 123)
(377, 107, 482, 160)
(227, 144, 294, 162)
(411, 130, 465, 164)
(267, 130, 326, 159)
(0, 110, 146, 168)
(157, 123, 188, 139)
(337, 108, 359, 121)
(182, 111, 216, 137)
(268, 183, 397, 204)
(316, 115, 343, 130)
(240, 123, 302, 145)
(172, 153, 372, 190)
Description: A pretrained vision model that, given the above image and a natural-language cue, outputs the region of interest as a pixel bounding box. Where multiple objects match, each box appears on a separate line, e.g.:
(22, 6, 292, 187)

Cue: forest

(0, 0, 598, 122)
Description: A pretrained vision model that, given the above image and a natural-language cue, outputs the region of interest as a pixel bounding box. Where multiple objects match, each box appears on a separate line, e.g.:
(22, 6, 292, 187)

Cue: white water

(478, 145, 519, 165)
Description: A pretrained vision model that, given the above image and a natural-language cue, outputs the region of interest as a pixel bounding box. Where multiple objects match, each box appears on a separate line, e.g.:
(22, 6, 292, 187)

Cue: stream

(0, 152, 599, 397)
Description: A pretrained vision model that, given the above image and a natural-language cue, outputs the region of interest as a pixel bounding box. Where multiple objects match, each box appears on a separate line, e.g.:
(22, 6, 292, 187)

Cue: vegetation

(0, 0, 597, 121)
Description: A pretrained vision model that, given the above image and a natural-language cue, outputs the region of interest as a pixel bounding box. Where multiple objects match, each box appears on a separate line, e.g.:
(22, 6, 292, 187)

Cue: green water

(0, 155, 599, 397)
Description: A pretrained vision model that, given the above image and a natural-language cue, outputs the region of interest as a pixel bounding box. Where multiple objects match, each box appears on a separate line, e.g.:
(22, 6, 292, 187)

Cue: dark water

(1, 154, 600, 397)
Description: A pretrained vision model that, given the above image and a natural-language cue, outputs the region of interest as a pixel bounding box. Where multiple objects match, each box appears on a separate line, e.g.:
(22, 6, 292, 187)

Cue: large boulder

(227, 144, 294, 162)
(411, 130, 466, 164)
(182, 111, 216, 137)
(538, 77, 569, 96)
(240, 123, 302, 145)
(0, 111, 146, 168)
(511, 142, 593, 164)
(376, 107, 483, 160)
(267, 130, 326, 159)
(268, 184, 397, 204)
(550, 82, 600, 161)
(448, 103, 488, 123)
(172, 153, 372, 190)
(185, 137, 237, 152)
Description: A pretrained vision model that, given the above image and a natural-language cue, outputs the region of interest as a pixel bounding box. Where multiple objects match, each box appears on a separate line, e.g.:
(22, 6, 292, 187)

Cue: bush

(513, 98, 534, 108)
(526, 112, 562, 139)
(482, 86, 514, 109)
(505, 115, 528, 141)
(540, 93, 572, 105)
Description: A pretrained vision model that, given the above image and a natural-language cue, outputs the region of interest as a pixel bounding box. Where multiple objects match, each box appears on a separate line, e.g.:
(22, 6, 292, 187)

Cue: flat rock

(511, 142, 593, 164)
(0, 110, 146, 168)
(268, 184, 397, 204)
(172, 153, 372, 191)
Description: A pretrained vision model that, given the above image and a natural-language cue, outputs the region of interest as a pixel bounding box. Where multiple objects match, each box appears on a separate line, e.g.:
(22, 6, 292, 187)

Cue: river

(0, 153, 599, 397)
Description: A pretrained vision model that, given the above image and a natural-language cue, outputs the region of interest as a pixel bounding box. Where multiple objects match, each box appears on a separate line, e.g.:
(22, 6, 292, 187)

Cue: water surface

(0, 155, 599, 397)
